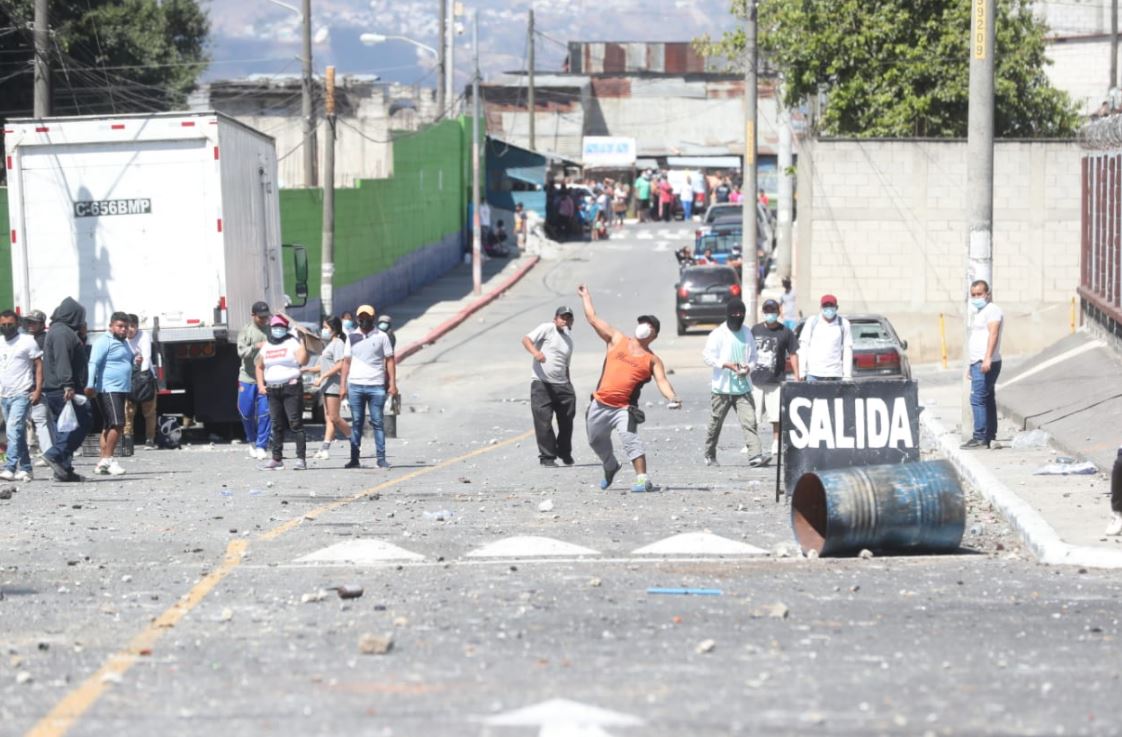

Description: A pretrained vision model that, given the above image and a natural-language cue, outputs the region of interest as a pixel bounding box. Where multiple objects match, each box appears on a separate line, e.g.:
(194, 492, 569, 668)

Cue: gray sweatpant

(586, 400, 644, 470)
(704, 392, 761, 459)
(30, 401, 53, 453)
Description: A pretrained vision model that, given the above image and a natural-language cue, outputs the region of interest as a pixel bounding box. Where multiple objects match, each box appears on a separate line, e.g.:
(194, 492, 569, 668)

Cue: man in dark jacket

(40, 297, 93, 482)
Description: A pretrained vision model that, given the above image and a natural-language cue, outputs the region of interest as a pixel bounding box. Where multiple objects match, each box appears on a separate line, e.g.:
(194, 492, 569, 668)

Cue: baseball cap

(251, 301, 271, 316)
(356, 304, 376, 318)
(762, 298, 780, 312)
(555, 305, 574, 318)
(727, 299, 746, 316)
(269, 314, 289, 327)
(637, 314, 661, 334)
(24, 309, 46, 323)
(820, 294, 838, 307)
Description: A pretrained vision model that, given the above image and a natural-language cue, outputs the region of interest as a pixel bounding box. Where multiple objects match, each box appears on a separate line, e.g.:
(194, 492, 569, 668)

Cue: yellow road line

(25, 430, 532, 737)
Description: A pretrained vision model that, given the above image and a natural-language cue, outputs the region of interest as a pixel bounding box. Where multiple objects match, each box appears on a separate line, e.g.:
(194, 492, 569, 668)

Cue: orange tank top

(594, 338, 654, 408)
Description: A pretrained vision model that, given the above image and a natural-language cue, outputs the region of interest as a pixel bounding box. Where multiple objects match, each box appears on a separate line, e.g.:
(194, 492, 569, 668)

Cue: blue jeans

(969, 360, 1002, 442)
(682, 199, 693, 220)
(1, 393, 32, 472)
(348, 383, 387, 463)
(237, 381, 271, 449)
(43, 389, 93, 474)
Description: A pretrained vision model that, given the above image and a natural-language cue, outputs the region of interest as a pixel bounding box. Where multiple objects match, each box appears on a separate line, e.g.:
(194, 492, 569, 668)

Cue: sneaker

(376, 459, 391, 470)
(93, 459, 111, 475)
(630, 476, 654, 493)
(540, 458, 558, 467)
(260, 458, 285, 471)
(292, 459, 307, 471)
(40, 453, 67, 480)
(703, 455, 718, 467)
(757, 454, 773, 468)
(747, 454, 766, 468)
(0, 469, 13, 481)
(13, 470, 32, 482)
(55, 470, 83, 483)
(34, 458, 47, 468)
(1107, 512, 1122, 537)
(144, 440, 156, 451)
(960, 438, 989, 449)
(344, 459, 361, 469)
(559, 456, 575, 466)
(313, 449, 329, 460)
(105, 461, 126, 476)
(599, 459, 622, 490)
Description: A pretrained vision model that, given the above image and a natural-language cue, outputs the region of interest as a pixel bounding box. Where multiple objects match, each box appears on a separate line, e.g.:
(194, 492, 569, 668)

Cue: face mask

(0, 325, 17, 339)
(320, 328, 333, 340)
(970, 297, 987, 310)
(271, 327, 288, 339)
(377, 322, 390, 332)
(635, 323, 653, 340)
(727, 315, 745, 331)
(765, 313, 779, 324)
(358, 318, 375, 332)
(342, 320, 354, 332)
(822, 307, 838, 320)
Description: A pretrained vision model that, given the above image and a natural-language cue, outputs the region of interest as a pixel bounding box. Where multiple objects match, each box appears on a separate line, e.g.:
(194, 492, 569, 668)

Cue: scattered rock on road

(359, 633, 394, 655)
(858, 549, 875, 560)
(696, 639, 716, 654)
(752, 602, 790, 620)
(538, 499, 554, 513)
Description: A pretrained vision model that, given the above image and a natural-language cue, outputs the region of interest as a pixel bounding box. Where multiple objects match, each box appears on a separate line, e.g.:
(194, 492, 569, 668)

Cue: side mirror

(283, 243, 309, 308)
(901, 339, 909, 350)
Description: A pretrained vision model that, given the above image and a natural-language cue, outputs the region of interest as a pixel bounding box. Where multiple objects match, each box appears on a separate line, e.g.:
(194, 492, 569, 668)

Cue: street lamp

(359, 32, 438, 58)
(262, 0, 316, 187)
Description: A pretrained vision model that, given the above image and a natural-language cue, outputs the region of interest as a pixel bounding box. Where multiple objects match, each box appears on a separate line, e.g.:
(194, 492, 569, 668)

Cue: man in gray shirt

(521, 306, 575, 466)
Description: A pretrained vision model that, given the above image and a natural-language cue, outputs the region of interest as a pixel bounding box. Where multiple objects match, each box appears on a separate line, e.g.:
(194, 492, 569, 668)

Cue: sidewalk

(918, 346, 1122, 568)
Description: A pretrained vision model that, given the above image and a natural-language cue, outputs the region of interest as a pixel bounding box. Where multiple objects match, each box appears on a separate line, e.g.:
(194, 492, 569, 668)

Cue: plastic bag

(1032, 461, 1098, 476)
(57, 400, 78, 433)
(1011, 429, 1051, 449)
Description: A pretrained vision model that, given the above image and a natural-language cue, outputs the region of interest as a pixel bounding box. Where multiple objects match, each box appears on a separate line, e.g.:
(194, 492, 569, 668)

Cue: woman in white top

(304, 316, 352, 459)
(255, 314, 308, 470)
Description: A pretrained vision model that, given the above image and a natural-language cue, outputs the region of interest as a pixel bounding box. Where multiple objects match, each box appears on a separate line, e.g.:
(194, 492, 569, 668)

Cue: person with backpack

(124, 314, 158, 450)
(798, 294, 853, 382)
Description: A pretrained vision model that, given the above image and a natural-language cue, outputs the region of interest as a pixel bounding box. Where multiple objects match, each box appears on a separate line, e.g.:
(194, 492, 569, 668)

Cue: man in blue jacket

(87, 311, 134, 476)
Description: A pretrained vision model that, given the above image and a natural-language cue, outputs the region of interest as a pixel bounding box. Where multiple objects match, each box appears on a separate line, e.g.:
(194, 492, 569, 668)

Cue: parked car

(675, 265, 743, 335)
(793, 313, 912, 380)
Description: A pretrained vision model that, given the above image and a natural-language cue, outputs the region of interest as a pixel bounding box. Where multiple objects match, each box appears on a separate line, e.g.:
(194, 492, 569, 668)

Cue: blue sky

(204, 0, 735, 86)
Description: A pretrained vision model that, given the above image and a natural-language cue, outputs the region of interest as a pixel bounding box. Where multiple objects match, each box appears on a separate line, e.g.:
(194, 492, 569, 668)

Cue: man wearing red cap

(798, 294, 852, 381)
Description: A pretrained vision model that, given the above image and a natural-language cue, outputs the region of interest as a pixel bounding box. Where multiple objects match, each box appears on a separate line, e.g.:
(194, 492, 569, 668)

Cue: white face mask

(635, 323, 653, 340)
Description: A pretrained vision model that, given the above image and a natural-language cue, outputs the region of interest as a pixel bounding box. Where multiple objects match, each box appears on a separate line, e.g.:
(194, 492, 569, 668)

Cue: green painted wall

(280, 116, 475, 295)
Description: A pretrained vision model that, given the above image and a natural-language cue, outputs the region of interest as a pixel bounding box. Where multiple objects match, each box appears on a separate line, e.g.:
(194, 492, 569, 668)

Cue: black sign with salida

(780, 380, 920, 495)
(74, 198, 152, 217)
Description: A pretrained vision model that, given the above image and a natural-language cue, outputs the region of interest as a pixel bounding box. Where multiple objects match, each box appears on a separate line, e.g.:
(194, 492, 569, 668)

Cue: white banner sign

(582, 137, 637, 168)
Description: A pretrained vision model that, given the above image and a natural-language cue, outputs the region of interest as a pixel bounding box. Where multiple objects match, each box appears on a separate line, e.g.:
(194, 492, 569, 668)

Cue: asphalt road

(3, 222, 1121, 737)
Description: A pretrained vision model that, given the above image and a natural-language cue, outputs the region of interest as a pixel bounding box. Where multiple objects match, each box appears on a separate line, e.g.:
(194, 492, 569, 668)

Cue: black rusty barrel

(790, 460, 965, 556)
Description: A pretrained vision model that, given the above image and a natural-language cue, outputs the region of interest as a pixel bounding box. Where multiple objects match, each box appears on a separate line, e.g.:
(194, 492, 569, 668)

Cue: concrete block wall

(795, 139, 1081, 363)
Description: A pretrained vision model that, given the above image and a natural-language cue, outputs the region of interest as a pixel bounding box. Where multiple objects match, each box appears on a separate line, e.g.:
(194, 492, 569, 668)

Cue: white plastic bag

(57, 401, 78, 433)
(56, 394, 88, 434)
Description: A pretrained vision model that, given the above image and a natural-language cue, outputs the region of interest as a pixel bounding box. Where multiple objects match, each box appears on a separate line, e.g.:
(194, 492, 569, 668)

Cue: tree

(696, 0, 1080, 138)
(0, 0, 209, 119)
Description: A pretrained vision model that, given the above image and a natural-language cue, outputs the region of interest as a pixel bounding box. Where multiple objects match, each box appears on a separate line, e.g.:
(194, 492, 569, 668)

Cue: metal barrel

(790, 460, 965, 556)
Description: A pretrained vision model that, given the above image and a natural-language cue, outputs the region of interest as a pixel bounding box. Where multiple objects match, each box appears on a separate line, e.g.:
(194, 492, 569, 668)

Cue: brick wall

(794, 139, 1081, 362)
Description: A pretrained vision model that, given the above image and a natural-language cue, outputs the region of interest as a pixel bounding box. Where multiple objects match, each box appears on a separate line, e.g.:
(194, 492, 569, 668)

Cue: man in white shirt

(340, 304, 397, 469)
(125, 314, 158, 450)
(521, 306, 576, 467)
(0, 309, 43, 481)
(799, 294, 853, 381)
(702, 299, 764, 466)
(962, 279, 1003, 449)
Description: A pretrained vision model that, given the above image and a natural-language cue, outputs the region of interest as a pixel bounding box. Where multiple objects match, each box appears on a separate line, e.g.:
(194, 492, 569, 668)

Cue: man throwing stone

(578, 285, 681, 492)
(702, 299, 763, 467)
(521, 306, 576, 467)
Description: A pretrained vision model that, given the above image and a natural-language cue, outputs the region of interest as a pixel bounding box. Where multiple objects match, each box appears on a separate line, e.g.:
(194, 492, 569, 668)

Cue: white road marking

(654, 241, 669, 252)
(632, 532, 769, 556)
(995, 339, 1105, 390)
(482, 698, 644, 736)
(636, 232, 653, 240)
(465, 536, 600, 558)
(294, 539, 425, 564)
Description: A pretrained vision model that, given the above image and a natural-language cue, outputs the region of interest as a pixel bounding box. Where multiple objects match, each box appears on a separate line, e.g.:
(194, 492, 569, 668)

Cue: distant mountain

(205, 0, 733, 87)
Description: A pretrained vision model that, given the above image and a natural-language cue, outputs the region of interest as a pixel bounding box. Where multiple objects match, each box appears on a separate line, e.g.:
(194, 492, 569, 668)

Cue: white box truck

(3, 111, 309, 431)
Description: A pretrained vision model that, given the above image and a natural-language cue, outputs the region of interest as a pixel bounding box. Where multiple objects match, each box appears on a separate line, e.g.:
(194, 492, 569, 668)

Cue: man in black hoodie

(40, 297, 92, 482)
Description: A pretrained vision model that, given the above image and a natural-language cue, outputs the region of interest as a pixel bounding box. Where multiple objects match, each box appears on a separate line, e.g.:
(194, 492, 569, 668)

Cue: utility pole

(471, 10, 482, 295)
(1112, 0, 1118, 94)
(776, 93, 794, 280)
(301, 0, 317, 187)
(527, 8, 535, 150)
(437, 0, 447, 116)
(33, 0, 49, 117)
(963, 0, 995, 439)
(321, 66, 336, 317)
(743, 0, 759, 320)
(446, 2, 457, 116)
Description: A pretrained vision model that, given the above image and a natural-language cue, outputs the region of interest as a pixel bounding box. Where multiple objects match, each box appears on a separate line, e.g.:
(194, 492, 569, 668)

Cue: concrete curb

(920, 410, 1122, 569)
(396, 256, 541, 364)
